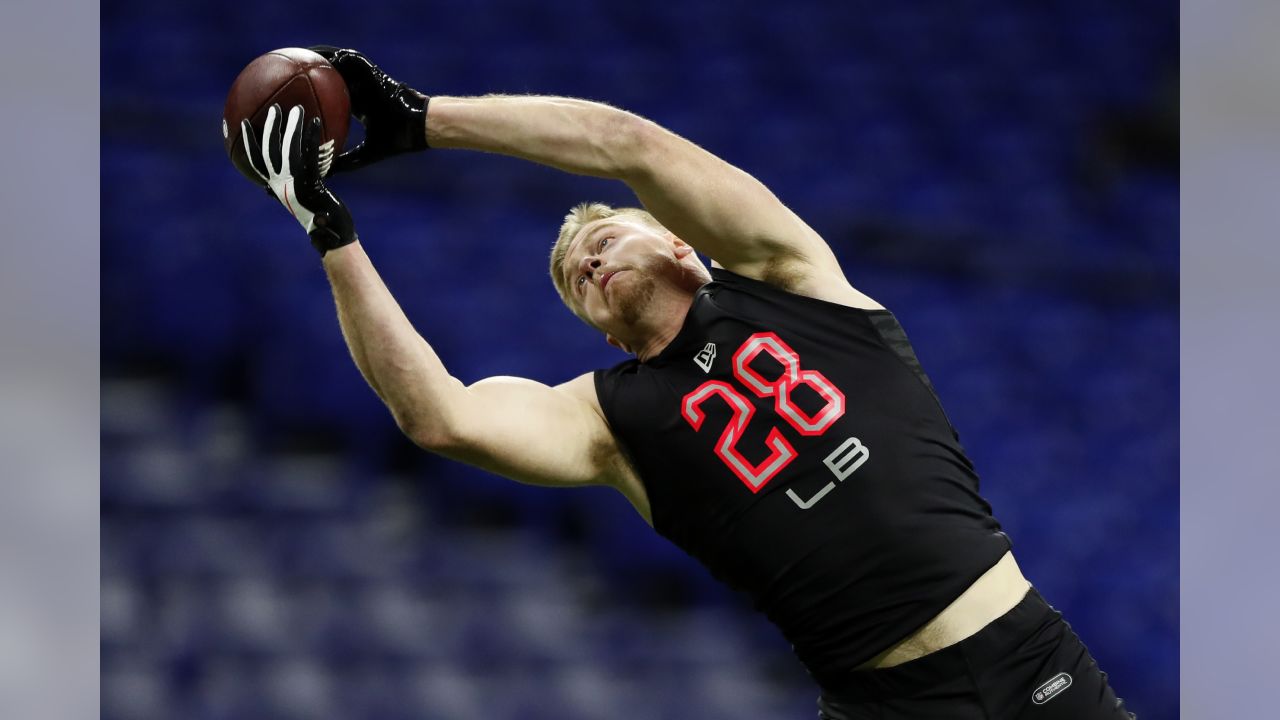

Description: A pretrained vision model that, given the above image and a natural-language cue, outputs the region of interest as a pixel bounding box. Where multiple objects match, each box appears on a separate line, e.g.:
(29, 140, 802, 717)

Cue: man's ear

(606, 334, 633, 354)
(670, 234, 696, 259)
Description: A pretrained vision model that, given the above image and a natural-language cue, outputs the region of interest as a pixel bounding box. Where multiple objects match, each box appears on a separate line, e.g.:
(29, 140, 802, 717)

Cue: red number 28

(680, 332, 846, 492)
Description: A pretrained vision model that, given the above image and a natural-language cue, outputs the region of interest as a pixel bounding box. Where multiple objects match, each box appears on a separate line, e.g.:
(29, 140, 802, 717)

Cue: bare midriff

(857, 551, 1031, 670)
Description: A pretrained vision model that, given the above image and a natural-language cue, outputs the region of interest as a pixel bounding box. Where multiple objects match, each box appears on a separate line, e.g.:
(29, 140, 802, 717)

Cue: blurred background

(101, 1, 1177, 718)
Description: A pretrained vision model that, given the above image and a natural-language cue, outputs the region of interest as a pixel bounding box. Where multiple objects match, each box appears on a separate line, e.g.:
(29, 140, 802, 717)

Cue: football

(223, 48, 351, 185)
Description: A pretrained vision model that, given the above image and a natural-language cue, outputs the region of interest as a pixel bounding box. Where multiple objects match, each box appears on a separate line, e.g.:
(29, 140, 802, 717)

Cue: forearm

(321, 242, 465, 445)
(425, 95, 645, 178)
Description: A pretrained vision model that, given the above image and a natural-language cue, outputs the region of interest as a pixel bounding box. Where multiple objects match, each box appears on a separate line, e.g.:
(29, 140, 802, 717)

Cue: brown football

(223, 47, 350, 185)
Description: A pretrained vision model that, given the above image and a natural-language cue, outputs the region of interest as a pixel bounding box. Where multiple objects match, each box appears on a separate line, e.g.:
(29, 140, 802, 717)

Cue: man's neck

(631, 288, 699, 362)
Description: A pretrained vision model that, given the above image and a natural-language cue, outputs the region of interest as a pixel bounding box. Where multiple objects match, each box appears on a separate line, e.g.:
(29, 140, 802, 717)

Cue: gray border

(0, 0, 100, 717)
(1183, 0, 1279, 715)
(6, 0, 1260, 714)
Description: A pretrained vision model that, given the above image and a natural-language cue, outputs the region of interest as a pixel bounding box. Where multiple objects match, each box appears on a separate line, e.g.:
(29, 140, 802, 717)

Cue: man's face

(560, 217, 681, 333)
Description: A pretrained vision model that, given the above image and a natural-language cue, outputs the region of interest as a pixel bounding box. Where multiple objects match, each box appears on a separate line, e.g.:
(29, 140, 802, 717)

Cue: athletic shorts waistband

(820, 586, 1058, 701)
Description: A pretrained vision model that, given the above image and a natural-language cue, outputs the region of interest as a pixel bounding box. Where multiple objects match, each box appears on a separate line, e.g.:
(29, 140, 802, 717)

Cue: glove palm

(241, 103, 357, 256)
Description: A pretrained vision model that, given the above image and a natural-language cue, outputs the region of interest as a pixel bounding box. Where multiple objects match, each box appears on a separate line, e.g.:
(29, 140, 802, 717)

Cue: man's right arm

(236, 104, 647, 521)
(322, 242, 652, 522)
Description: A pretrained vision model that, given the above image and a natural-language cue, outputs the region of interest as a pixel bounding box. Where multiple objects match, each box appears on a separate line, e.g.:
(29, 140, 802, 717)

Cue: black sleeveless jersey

(593, 268, 1010, 690)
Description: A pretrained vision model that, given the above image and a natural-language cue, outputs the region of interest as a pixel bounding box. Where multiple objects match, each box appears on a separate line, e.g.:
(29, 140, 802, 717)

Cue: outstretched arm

(323, 242, 651, 522)
(315, 46, 878, 306)
(425, 95, 844, 284)
(237, 104, 651, 522)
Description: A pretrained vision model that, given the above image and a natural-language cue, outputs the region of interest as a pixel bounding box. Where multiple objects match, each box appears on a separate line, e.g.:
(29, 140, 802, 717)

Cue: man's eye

(577, 275, 586, 287)
(600, 237, 610, 250)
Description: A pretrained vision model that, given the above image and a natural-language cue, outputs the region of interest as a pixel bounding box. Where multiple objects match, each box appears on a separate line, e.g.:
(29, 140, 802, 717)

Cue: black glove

(309, 45, 430, 173)
(240, 103, 357, 256)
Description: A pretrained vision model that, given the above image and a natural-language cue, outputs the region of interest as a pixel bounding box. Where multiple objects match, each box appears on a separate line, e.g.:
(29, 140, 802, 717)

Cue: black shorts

(816, 588, 1135, 720)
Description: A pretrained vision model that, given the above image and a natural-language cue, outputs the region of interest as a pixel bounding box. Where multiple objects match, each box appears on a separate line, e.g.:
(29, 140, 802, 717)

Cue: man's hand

(308, 46, 430, 173)
(241, 104, 357, 256)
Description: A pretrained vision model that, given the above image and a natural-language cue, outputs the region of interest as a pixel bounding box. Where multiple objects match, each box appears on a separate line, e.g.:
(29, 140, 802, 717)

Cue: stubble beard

(614, 273, 658, 328)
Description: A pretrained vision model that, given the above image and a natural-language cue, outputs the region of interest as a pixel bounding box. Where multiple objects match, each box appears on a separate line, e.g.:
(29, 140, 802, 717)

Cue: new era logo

(694, 343, 717, 373)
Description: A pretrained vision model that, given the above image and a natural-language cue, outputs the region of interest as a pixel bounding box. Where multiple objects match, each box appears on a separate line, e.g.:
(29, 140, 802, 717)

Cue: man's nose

(579, 255, 601, 278)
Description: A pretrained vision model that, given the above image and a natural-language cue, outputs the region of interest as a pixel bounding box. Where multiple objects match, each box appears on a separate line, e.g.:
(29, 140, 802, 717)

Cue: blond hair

(549, 202, 664, 311)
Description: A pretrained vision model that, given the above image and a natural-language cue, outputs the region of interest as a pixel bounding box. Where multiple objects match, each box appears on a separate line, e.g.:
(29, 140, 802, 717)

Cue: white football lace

(317, 139, 335, 178)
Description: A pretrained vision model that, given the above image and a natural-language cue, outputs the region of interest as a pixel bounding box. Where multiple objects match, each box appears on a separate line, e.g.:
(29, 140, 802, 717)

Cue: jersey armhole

(592, 369, 615, 432)
(866, 313, 961, 439)
(709, 266, 890, 318)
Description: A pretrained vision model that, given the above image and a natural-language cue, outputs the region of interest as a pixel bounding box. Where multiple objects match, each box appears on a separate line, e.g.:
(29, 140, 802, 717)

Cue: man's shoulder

(709, 263, 885, 312)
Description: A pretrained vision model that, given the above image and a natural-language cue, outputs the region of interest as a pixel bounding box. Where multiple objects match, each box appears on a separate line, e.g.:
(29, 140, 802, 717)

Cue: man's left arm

(426, 95, 848, 286)
(311, 47, 872, 301)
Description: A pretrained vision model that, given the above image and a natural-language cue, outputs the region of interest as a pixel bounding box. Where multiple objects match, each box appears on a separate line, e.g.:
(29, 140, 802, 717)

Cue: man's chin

(615, 276, 657, 327)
